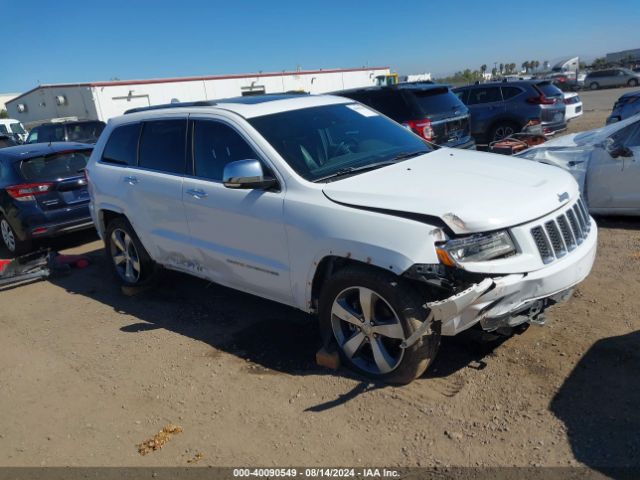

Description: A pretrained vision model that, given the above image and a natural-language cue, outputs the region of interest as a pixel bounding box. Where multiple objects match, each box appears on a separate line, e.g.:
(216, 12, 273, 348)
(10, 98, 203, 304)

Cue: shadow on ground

(550, 330, 640, 472)
(592, 215, 640, 231)
(37, 235, 509, 408)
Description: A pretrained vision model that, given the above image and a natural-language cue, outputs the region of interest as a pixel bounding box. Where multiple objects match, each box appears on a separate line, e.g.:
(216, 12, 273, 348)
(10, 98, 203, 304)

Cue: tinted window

(37, 125, 65, 143)
(467, 87, 502, 105)
(249, 103, 431, 182)
(453, 89, 469, 104)
(20, 149, 92, 180)
(501, 86, 522, 100)
(193, 121, 258, 181)
(102, 123, 141, 166)
(366, 91, 410, 121)
(26, 128, 39, 143)
(139, 120, 187, 174)
(409, 87, 465, 115)
(535, 82, 563, 98)
(67, 122, 105, 142)
(0, 125, 7, 134)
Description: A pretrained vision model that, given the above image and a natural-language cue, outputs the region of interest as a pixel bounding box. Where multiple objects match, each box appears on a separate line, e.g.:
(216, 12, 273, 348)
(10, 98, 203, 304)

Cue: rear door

(465, 86, 505, 142)
(119, 117, 192, 266)
(16, 148, 92, 214)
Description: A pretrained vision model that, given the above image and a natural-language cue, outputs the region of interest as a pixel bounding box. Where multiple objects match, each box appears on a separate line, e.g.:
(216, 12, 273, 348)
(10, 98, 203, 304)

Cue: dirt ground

(0, 89, 639, 472)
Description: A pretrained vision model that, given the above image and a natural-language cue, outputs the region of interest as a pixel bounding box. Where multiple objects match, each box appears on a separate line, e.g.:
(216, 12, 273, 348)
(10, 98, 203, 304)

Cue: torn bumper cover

(404, 221, 597, 344)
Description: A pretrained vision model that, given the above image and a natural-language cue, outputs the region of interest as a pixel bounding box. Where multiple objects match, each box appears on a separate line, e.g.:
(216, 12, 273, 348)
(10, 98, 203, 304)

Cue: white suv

(86, 94, 597, 384)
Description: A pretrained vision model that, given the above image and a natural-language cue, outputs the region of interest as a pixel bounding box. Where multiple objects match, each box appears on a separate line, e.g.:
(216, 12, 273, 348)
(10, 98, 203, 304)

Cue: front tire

(104, 217, 159, 288)
(490, 121, 518, 142)
(628, 78, 639, 87)
(319, 266, 440, 385)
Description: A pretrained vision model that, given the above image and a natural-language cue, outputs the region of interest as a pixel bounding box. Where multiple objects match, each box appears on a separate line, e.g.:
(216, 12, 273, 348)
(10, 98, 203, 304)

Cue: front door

(181, 117, 292, 304)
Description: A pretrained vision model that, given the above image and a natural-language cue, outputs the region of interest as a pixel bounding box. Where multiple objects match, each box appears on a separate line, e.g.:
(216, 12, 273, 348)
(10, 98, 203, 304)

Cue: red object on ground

(0, 259, 11, 273)
(54, 254, 91, 269)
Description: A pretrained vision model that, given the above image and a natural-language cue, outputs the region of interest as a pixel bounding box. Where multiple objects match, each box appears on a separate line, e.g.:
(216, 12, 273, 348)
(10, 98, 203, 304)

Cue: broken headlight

(436, 230, 516, 266)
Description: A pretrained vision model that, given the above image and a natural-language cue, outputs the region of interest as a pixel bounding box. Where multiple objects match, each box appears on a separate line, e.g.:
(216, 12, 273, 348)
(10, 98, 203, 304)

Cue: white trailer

(6, 67, 390, 126)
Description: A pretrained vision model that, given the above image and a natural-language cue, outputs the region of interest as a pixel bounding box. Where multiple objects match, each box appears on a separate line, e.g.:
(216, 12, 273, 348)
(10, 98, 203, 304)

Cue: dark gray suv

(453, 81, 566, 145)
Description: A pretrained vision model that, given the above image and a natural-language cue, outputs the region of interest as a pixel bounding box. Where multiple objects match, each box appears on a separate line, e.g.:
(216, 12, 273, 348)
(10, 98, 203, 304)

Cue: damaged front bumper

(406, 219, 597, 342)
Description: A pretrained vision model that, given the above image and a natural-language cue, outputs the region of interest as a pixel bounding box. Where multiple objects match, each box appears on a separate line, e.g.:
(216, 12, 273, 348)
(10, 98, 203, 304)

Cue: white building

(7, 66, 390, 126)
(0, 93, 20, 112)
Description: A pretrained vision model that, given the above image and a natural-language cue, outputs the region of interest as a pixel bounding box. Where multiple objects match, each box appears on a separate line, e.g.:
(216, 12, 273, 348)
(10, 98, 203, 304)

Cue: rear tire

(0, 216, 30, 256)
(104, 217, 159, 288)
(318, 265, 440, 385)
(589, 82, 599, 90)
(489, 121, 519, 142)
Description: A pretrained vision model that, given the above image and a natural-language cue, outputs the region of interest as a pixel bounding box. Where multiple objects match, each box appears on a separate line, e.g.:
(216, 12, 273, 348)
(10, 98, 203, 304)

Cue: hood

(322, 148, 579, 235)
(536, 113, 640, 149)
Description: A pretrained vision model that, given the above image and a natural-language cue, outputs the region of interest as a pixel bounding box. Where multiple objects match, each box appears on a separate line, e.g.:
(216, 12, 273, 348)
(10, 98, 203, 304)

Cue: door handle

(124, 175, 139, 185)
(186, 188, 208, 199)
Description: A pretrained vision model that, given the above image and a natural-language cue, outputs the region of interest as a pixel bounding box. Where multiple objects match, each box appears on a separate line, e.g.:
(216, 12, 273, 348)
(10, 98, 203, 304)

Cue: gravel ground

(0, 91, 639, 472)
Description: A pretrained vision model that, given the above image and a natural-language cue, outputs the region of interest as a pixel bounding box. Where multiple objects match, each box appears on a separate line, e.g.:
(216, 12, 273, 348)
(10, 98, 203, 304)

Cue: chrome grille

(530, 198, 591, 264)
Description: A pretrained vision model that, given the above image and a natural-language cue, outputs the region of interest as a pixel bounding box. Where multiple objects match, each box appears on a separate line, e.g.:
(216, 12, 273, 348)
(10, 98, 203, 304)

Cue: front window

(66, 122, 105, 142)
(10, 123, 25, 135)
(248, 103, 431, 182)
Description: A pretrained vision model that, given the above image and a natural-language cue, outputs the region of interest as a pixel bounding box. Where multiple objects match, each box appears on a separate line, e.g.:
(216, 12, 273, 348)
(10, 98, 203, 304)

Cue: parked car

(87, 94, 596, 384)
(25, 120, 106, 145)
(335, 84, 475, 149)
(606, 90, 640, 124)
(0, 119, 28, 143)
(0, 134, 19, 149)
(563, 92, 583, 121)
(453, 80, 566, 144)
(548, 74, 581, 92)
(0, 143, 94, 254)
(584, 68, 640, 90)
(518, 113, 640, 215)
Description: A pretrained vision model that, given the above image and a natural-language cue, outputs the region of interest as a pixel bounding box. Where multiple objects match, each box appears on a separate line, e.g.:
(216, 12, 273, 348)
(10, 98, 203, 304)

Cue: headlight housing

(436, 230, 516, 266)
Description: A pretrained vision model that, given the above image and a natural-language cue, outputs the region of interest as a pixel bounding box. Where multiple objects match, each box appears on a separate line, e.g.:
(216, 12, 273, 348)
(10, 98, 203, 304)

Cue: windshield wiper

(313, 160, 398, 182)
(313, 151, 429, 183)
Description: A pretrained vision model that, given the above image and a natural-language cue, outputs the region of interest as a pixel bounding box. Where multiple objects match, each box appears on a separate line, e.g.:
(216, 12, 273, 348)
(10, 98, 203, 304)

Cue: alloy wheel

(1, 219, 16, 252)
(110, 228, 141, 283)
(330, 286, 405, 375)
(493, 125, 515, 141)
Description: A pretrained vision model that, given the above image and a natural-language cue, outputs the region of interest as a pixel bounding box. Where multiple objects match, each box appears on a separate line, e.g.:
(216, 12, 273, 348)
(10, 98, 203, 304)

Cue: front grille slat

(545, 220, 566, 258)
(557, 215, 576, 251)
(530, 197, 590, 264)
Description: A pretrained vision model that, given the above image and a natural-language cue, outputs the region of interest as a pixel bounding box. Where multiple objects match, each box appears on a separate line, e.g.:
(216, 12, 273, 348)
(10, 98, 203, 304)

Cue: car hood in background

(322, 148, 579, 235)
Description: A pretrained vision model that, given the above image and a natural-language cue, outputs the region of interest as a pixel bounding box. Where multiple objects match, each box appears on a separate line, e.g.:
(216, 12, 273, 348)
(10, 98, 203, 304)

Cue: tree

(491, 67, 498, 78)
(521, 61, 529, 73)
(592, 57, 608, 69)
(480, 64, 487, 76)
(0, 109, 8, 119)
(534, 60, 540, 71)
(499, 63, 504, 74)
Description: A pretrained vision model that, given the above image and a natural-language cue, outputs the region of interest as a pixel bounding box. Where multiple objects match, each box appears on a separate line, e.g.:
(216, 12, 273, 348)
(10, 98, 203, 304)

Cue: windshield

(248, 103, 431, 182)
(19, 149, 92, 180)
(10, 123, 25, 134)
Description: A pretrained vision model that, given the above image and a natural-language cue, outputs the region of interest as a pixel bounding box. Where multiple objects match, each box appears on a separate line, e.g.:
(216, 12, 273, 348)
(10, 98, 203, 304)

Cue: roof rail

(124, 100, 217, 115)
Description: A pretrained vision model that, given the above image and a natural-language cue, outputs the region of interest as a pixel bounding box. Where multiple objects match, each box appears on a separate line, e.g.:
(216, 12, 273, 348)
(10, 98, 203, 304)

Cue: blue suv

(453, 80, 566, 145)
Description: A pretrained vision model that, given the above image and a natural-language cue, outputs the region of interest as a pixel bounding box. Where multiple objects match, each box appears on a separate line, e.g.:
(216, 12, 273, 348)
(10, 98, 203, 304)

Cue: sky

(2, 0, 639, 93)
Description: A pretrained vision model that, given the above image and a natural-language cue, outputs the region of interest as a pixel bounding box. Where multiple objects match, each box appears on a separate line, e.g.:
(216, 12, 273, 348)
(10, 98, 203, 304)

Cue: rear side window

(0, 125, 7, 134)
(102, 123, 141, 166)
(409, 87, 465, 115)
(193, 121, 258, 181)
(20, 150, 92, 180)
(366, 91, 411, 121)
(139, 120, 187, 174)
(501, 86, 523, 100)
(453, 89, 469, 104)
(467, 87, 502, 105)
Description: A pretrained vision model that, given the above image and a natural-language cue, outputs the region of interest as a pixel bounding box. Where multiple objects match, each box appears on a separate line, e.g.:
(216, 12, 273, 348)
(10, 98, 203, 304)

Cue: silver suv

(584, 68, 640, 90)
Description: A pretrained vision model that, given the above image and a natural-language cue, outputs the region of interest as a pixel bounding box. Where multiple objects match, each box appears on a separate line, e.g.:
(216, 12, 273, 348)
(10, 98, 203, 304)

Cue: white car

(0, 118, 27, 143)
(86, 94, 597, 384)
(518, 113, 640, 215)
(563, 92, 583, 121)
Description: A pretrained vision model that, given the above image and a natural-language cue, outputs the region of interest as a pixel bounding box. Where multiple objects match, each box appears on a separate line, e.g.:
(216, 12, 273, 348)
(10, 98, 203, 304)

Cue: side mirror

(223, 159, 278, 190)
(609, 145, 633, 159)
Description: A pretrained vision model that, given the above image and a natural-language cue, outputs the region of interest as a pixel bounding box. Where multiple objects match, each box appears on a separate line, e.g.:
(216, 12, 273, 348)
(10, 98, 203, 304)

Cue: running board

(401, 278, 494, 349)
